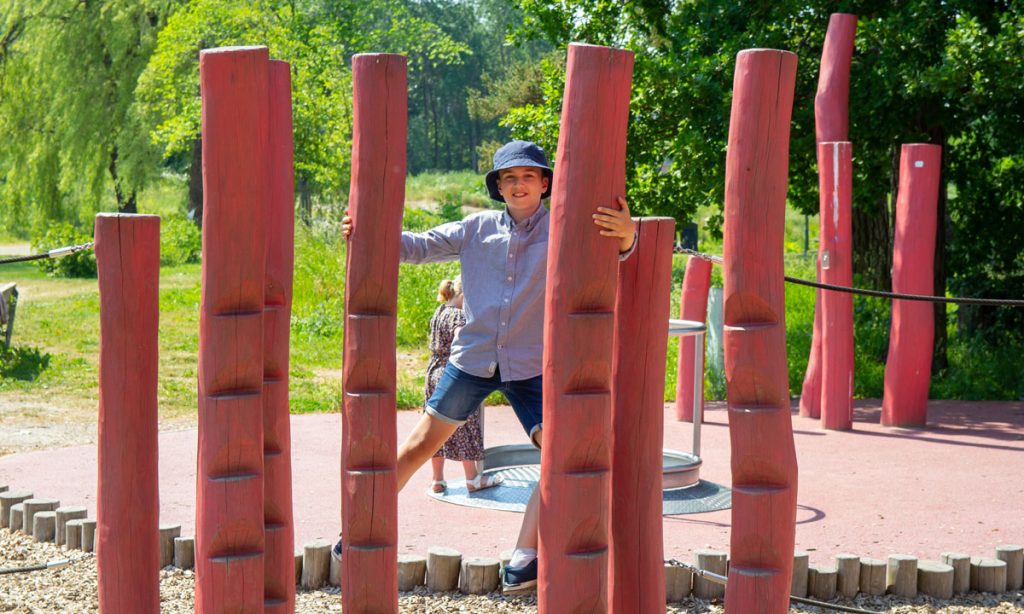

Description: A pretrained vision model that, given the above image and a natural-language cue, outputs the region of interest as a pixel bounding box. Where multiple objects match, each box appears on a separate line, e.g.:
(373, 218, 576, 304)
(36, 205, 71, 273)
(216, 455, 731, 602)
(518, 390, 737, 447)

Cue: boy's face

(497, 166, 549, 214)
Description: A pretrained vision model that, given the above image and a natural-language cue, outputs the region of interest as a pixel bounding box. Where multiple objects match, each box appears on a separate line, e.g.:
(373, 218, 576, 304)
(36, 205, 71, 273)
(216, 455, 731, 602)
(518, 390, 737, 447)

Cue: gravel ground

(1, 530, 1022, 613)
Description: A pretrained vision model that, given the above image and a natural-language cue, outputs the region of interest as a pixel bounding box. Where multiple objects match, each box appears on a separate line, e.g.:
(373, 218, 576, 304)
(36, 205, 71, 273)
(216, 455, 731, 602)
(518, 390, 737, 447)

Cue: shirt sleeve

(400, 220, 465, 263)
(617, 229, 639, 262)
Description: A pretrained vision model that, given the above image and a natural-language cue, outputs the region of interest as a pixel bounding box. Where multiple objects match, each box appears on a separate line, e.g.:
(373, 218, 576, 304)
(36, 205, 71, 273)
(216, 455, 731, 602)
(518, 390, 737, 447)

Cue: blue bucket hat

(485, 140, 553, 203)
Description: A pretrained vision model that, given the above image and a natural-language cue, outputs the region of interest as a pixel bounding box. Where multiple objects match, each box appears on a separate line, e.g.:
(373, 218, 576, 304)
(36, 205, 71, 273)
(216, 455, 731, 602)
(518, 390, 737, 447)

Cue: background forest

(1, 0, 1022, 409)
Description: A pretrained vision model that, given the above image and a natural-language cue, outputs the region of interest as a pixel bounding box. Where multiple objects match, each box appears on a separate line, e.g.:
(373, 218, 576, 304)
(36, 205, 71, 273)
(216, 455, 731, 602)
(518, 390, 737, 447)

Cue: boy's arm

(341, 212, 464, 263)
(593, 196, 638, 259)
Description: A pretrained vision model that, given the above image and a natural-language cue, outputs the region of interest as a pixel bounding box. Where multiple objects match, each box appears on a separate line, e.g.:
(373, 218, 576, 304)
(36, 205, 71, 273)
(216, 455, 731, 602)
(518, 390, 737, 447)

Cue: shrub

(160, 216, 202, 266)
(31, 223, 96, 278)
(438, 189, 463, 222)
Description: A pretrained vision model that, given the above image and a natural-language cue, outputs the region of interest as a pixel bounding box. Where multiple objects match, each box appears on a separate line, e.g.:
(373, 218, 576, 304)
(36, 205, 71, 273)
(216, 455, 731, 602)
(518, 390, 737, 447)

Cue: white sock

(509, 547, 537, 568)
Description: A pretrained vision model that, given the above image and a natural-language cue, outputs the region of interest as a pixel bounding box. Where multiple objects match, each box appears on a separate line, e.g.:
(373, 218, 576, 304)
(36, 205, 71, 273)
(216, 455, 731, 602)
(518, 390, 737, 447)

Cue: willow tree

(0, 0, 174, 235)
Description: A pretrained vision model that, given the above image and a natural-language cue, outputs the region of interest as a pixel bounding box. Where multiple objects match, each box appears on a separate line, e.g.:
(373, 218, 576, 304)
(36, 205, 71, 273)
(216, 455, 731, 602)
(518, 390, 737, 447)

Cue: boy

(339, 140, 636, 593)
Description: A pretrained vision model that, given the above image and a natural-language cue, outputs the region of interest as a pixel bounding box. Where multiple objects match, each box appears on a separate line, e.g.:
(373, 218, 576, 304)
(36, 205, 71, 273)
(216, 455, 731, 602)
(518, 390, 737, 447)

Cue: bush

(160, 216, 202, 266)
(402, 207, 443, 232)
(438, 189, 463, 222)
(31, 223, 96, 278)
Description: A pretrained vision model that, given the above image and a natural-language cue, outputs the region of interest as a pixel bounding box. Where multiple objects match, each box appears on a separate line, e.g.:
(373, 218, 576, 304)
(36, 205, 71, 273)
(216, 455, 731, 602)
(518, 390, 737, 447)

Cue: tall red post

(196, 45, 269, 612)
(674, 256, 713, 422)
(609, 217, 674, 614)
(722, 49, 799, 613)
(263, 59, 296, 613)
(341, 53, 406, 613)
(882, 144, 941, 427)
(95, 213, 161, 614)
(801, 13, 857, 419)
(819, 142, 855, 430)
(539, 42, 633, 613)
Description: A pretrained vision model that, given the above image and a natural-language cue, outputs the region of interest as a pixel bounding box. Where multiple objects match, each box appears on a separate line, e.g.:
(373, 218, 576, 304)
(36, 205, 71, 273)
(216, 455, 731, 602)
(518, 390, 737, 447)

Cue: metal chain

(0, 242, 94, 266)
(673, 245, 1024, 307)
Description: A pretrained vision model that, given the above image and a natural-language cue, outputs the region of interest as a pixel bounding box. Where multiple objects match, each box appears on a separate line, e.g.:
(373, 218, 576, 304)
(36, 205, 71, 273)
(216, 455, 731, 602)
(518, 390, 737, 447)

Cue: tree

(0, 0, 174, 236)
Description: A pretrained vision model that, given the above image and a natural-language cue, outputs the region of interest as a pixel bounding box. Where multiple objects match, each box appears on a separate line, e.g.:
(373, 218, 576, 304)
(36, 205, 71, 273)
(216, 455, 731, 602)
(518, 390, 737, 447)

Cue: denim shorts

(425, 363, 544, 447)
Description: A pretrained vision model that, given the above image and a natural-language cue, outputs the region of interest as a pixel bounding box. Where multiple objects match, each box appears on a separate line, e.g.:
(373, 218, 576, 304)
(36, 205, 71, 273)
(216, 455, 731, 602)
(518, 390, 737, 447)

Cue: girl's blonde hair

(436, 276, 462, 303)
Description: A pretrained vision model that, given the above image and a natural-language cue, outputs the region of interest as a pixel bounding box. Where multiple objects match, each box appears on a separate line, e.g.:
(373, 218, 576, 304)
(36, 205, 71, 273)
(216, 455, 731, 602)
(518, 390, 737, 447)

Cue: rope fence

(0, 242, 94, 266)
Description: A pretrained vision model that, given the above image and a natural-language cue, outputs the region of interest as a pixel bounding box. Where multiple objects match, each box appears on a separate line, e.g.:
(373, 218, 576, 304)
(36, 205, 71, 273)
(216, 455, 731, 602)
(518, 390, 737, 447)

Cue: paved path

(1, 400, 1021, 567)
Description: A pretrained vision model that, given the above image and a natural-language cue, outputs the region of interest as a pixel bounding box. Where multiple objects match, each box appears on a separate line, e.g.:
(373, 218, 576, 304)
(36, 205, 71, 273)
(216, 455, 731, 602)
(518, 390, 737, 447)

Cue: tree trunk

(851, 145, 897, 292)
(931, 130, 949, 372)
(297, 175, 312, 225)
(188, 137, 203, 228)
(108, 147, 138, 214)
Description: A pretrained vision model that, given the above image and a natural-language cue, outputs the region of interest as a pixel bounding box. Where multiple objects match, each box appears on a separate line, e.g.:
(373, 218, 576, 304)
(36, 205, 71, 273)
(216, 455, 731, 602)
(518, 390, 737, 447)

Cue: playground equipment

(801, 13, 857, 424)
(722, 48, 799, 612)
(882, 144, 943, 427)
(340, 53, 407, 612)
(95, 213, 161, 613)
(675, 257, 712, 423)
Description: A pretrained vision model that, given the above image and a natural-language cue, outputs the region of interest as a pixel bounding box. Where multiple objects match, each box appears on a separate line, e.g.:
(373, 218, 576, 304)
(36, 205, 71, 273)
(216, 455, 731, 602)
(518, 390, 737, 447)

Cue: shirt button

(497, 344, 503, 349)
(507, 276, 512, 281)
(501, 322, 506, 326)
(503, 298, 509, 303)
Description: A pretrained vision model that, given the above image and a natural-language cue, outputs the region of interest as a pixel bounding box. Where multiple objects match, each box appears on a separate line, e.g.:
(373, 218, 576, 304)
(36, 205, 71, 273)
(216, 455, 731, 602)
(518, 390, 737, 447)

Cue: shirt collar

(502, 203, 548, 231)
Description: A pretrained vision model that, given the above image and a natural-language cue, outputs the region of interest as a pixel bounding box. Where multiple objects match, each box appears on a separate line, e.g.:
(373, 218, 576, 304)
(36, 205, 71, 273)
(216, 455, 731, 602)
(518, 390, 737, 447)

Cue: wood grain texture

(263, 58, 297, 614)
(340, 53, 407, 614)
(675, 256, 712, 422)
(609, 218, 674, 614)
(95, 213, 161, 614)
(801, 13, 857, 420)
(882, 144, 942, 426)
(722, 48, 799, 614)
(538, 42, 633, 614)
(818, 142, 855, 430)
(196, 45, 270, 613)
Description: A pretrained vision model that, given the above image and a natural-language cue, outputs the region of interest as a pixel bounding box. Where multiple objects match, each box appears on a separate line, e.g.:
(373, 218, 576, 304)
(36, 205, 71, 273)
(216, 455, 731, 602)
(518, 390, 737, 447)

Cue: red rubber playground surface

(1, 399, 1021, 568)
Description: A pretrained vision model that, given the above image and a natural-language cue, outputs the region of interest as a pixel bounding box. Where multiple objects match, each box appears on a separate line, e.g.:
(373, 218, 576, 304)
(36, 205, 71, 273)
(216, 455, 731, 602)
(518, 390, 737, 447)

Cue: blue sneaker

(331, 536, 343, 563)
(502, 558, 538, 595)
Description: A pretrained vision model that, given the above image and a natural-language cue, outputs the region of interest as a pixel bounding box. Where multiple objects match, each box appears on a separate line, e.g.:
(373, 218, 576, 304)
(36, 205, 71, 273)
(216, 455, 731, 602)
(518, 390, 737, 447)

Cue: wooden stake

(32, 510, 57, 542)
(665, 564, 692, 602)
(174, 537, 195, 570)
(887, 554, 918, 598)
(0, 491, 32, 529)
(55, 506, 87, 546)
(995, 545, 1023, 591)
(808, 565, 837, 600)
(835, 553, 860, 597)
(159, 524, 182, 568)
(301, 540, 331, 590)
(426, 547, 462, 592)
(791, 550, 809, 598)
(459, 557, 500, 595)
(8, 503, 23, 532)
(970, 557, 1007, 593)
(941, 552, 971, 594)
(398, 555, 427, 591)
(917, 560, 954, 599)
(82, 519, 96, 553)
(65, 519, 85, 550)
(859, 558, 886, 596)
(22, 498, 58, 535)
(693, 549, 727, 599)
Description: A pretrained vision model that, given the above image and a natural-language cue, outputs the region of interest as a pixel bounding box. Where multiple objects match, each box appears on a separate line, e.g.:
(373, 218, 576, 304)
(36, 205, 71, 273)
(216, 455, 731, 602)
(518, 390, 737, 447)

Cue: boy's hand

(593, 196, 636, 253)
(341, 212, 353, 239)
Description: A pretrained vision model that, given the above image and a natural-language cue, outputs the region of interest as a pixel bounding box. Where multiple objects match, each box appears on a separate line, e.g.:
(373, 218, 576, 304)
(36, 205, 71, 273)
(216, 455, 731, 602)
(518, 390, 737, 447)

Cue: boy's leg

(514, 426, 542, 550)
(397, 413, 458, 491)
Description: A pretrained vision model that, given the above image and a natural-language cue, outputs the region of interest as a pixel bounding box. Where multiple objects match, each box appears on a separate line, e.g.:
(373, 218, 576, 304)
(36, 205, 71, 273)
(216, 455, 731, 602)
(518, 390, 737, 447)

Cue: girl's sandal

(465, 473, 503, 493)
(430, 480, 447, 494)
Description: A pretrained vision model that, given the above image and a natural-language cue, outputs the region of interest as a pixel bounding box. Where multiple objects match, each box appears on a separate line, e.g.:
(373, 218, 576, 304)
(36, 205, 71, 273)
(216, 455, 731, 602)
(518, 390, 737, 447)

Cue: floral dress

(426, 303, 485, 461)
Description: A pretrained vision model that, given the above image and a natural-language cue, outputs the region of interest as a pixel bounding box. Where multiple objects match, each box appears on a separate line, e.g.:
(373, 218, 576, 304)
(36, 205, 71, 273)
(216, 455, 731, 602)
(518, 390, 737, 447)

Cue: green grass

(405, 170, 494, 211)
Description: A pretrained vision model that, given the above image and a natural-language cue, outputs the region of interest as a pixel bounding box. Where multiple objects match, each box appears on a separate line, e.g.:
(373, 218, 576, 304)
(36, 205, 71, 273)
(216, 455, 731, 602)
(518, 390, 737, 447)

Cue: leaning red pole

(95, 213, 161, 614)
(196, 45, 269, 612)
(263, 59, 296, 613)
(609, 217, 675, 614)
(539, 42, 633, 612)
(340, 53, 406, 613)
(722, 49, 799, 613)
(882, 144, 942, 427)
(801, 13, 857, 419)
(674, 256, 712, 422)
(819, 142, 855, 431)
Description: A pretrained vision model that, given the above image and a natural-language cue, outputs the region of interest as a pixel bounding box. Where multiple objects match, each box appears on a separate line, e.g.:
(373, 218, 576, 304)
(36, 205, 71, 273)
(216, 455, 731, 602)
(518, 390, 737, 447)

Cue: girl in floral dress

(427, 277, 502, 493)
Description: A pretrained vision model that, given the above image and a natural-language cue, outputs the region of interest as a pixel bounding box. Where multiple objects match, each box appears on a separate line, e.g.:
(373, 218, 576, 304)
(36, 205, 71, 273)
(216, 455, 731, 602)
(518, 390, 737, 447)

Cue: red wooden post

(263, 59, 296, 613)
(819, 142, 855, 430)
(539, 42, 633, 612)
(95, 213, 161, 614)
(882, 144, 942, 427)
(722, 49, 799, 613)
(674, 256, 713, 422)
(196, 46, 270, 612)
(341, 53, 406, 613)
(801, 13, 857, 419)
(609, 217, 674, 614)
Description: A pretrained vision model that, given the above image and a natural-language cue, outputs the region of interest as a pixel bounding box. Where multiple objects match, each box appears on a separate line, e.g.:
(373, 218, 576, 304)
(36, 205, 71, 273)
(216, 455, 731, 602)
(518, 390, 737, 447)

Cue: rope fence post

(196, 45, 270, 612)
(882, 144, 942, 427)
(722, 48, 799, 613)
(95, 213, 161, 614)
(539, 42, 633, 612)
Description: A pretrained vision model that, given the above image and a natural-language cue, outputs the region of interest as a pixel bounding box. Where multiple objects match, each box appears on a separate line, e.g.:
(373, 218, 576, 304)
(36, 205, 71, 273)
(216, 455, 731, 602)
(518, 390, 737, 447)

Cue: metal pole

(692, 330, 704, 458)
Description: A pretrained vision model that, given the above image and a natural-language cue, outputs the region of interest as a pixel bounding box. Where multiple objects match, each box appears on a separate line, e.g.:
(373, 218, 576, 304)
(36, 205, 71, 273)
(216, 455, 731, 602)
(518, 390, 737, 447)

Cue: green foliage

(31, 224, 96, 278)
(160, 215, 202, 266)
(0, 0, 171, 234)
(0, 345, 50, 381)
(402, 208, 445, 232)
(438, 189, 464, 222)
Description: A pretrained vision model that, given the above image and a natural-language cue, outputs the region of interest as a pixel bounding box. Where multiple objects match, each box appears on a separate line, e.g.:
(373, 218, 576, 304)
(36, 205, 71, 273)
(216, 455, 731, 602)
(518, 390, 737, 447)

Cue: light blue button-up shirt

(401, 205, 635, 382)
